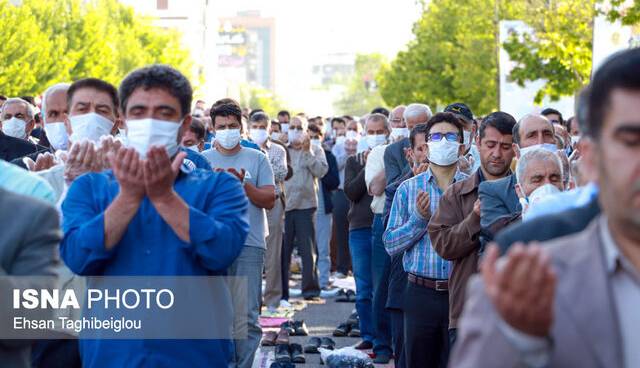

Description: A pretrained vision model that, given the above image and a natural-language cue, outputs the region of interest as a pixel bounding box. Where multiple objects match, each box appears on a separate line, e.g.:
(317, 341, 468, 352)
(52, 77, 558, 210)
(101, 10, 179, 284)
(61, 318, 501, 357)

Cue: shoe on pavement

(320, 337, 336, 350)
(303, 295, 322, 302)
(348, 326, 361, 338)
(290, 343, 306, 363)
(275, 343, 291, 363)
(261, 331, 277, 346)
(333, 322, 351, 337)
(346, 311, 359, 325)
(292, 320, 309, 336)
(303, 337, 322, 353)
(269, 362, 295, 368)
(279, 321, 295, 335)
(276, 329, 290, 345)
(354, 340, 373, 350)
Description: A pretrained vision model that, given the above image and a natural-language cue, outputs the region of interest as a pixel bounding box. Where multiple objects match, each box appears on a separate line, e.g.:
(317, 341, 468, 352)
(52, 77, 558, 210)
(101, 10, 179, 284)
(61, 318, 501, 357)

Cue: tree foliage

(502, 0, 596, 103)
(0, 0, 193, 97)
(378, 0, 525, 116)
(334, 53, 388, 116)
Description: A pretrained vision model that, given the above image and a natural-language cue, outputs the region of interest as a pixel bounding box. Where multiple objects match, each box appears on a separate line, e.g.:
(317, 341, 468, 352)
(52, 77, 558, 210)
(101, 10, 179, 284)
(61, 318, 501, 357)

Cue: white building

(118, 0, 218, 102)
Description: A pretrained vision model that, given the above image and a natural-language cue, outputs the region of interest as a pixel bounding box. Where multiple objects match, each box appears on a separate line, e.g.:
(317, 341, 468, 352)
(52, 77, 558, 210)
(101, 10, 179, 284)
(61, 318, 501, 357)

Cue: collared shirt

(60, 168, 249, 367)
(0, 159, 56, 204)
(383, 168, 468, 279)
(600, 216, 640, 368)
(263, 139, 288, 196)
(365, 144, 387, 214)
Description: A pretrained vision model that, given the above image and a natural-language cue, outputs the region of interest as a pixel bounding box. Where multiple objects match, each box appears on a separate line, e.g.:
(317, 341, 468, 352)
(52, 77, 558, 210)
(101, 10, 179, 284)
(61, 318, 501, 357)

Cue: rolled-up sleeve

(188, 172, 249, 272)
(60, 175, 115, 275)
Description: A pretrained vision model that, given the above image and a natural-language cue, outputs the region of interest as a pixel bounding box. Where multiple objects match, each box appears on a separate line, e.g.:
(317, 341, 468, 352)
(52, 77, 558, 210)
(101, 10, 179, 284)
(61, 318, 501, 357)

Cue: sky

(212, 0, 422, 112)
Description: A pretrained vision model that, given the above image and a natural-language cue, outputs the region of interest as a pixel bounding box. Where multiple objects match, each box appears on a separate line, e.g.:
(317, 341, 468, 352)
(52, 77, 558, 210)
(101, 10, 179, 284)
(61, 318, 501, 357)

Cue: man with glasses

(428, 112, 516, 346)
(383, 112, 468, 368)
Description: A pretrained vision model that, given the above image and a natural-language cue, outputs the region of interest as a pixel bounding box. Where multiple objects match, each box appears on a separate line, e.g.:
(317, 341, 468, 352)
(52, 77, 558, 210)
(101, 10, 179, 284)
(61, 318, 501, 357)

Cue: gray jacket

(0, 189, 61, 368)
(284, 144, 328, 211)
(451, 218, 624, 368)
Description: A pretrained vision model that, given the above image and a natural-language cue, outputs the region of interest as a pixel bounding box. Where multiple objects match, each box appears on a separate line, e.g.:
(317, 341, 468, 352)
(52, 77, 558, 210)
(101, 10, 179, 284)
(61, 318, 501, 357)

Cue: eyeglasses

(427, 132, 459, 142)
(289, 126, 303, 131)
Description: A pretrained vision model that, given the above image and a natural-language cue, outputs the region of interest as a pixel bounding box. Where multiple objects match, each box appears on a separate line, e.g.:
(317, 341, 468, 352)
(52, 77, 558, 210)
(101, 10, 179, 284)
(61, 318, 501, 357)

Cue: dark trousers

(403, 281, 450, 368)
(449, 328, 457, 349)
(331, 190, 351, 274)
(371, 214, 392, 356)
(389, 308, 405, 368)
(281, 208, 320, 300)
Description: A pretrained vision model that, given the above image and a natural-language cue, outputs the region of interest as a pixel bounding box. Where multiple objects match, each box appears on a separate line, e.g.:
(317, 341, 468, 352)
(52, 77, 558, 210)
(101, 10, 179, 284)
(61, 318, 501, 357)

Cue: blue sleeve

(189, 172, 250, 272)
(321, 151, 340, 191)
(382, 182, 427, 256)
(240, 139, 261, 151)
(60, 174, 115, 275)
(478, 181, 509, 229)
(185, 149, 212, 171)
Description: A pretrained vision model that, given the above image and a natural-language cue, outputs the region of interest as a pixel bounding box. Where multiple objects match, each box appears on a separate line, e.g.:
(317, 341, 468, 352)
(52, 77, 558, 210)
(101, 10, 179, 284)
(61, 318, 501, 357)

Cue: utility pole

(495, 0, 501, 108)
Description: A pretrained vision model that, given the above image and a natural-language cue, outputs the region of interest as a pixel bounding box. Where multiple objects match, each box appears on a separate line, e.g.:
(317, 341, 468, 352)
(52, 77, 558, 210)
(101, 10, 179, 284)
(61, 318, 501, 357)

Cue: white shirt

(364, 144, 387, 214)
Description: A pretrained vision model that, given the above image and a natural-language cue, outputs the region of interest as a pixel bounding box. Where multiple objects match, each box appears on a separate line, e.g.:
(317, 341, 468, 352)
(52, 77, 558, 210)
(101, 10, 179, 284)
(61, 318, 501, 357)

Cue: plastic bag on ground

(319, 346, 374, 368)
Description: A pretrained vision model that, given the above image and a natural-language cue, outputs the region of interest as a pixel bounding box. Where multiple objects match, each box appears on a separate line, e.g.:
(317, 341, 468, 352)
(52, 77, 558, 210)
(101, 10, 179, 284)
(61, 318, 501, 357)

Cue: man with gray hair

(384, 103, 432, 186)
(0, 98, 48, 161)
(514, 148, 565, 222)
(478, 113, 557, 241)
(41, 83, 71, 152)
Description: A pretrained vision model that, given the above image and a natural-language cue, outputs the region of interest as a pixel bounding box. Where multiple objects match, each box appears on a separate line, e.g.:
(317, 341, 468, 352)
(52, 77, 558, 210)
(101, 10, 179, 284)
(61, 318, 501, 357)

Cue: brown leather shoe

(276, 328, 290, 345)
(261, 331, 278, 346)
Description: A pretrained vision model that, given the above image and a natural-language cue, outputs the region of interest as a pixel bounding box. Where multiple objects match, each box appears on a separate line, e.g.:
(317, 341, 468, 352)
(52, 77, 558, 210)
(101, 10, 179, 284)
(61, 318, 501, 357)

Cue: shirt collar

(598, 216, 639, 279)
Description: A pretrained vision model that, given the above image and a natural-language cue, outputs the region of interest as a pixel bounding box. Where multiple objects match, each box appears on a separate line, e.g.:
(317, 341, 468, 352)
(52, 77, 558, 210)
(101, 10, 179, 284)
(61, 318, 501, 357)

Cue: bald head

(513, 114, 555, 148)
(390, 105, 406, 128)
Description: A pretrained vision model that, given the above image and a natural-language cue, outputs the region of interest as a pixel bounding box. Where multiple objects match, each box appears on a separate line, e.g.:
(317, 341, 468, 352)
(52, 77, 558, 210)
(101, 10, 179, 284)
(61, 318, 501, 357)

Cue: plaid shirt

(383, 168, 468, 279)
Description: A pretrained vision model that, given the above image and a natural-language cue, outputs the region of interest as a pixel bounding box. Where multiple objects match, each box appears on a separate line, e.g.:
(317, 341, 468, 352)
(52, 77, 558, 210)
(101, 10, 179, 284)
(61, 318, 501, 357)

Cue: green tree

(0, 0, 194, 97)
(502, 0, 640, 103)
(333, 53, 388, 116)
(239, 84, 288, 118)
(502, 0, 596, 103)
(378, 0, 525, 116)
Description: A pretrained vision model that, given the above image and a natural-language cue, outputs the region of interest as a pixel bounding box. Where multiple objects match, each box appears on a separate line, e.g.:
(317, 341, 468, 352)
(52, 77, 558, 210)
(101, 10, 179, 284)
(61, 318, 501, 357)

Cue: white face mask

(519, 143, 558, 157)
(2, 117, 28, 139)
(281, 123, 290, 133)
(185, 144, 200, 152)
(270, 132, 281, 141)
(390, 127, 409, 140)
(335, 136, 346, 146)
(216, 128, 241, 150)
(366, 134, 387, 149)
(570, 135, 580, 146)
(427, 139, 460, 166)
(69, 113, 114, 143)
(126, 118, 181, 159)
(521, 183, 562, 221)
(250, 129, 268, 146)
(346, 130, 359, 141)
(288, 130, 302, 144)
(44, 122, 69, 151)
(310, 138, 321, 147)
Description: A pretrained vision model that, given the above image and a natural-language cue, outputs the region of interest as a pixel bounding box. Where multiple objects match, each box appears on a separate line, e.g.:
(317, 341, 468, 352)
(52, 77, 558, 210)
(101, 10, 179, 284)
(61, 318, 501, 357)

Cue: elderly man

(384, 103, 432, 186)
(451, 47, 640, 368)
(388, 105, 407, 142)
(478, 114, 556, 241)
(41, 83, 71, 152)
(60, 65, 250, 367)
(281, 115, 328, 301)
(344, 113, 390, 357)
(1, 98, 49, 162)
(428, 111, 516, 346)
(514, 148, 565, 221)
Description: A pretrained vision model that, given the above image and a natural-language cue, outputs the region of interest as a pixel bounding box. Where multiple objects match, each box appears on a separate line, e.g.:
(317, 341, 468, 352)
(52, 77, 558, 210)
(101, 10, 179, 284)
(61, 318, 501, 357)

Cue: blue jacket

(321, 149, 340, 214)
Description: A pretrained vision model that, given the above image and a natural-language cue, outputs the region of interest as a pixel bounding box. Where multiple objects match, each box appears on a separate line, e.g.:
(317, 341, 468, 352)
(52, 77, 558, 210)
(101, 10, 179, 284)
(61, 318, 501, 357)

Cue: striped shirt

(383, 168, 468, 279)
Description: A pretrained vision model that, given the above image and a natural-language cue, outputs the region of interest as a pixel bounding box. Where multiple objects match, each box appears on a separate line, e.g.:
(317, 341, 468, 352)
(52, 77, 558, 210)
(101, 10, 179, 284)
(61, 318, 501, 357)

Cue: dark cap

(444, 103, 474, 123)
